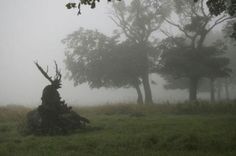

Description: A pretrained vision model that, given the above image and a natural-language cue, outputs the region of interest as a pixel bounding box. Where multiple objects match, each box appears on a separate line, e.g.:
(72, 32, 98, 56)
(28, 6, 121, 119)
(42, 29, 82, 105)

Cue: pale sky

(0, 0, 220, 106)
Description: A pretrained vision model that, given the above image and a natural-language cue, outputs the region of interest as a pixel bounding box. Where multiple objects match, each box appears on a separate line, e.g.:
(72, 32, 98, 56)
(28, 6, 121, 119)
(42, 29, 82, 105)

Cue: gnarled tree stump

(26, 61, 89, 135)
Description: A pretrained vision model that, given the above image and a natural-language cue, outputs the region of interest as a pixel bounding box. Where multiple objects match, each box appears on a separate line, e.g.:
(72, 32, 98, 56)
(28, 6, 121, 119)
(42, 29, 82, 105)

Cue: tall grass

(0, 105, 31, 122)
(0, 102, 236, 156)
(74, 101, 236, 116)
(1, 101, 235, 121)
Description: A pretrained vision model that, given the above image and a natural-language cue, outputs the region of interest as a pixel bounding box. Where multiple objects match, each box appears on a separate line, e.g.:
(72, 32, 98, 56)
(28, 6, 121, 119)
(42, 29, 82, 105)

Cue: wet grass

(0, 102, 236, 156)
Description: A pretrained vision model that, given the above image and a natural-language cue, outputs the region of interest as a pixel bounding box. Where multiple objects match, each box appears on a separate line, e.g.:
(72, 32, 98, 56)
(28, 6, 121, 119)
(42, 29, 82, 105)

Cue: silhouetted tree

(106, 41, 147, 104)
(62, 28, 116, 89)
(65, 0, 235, 16)
(62, 28, 151, 104)
(202, 42, 231, 102)
(209, 0, 236, 40)
(158, 0, 234, 101)
(66, 0, 121, 15)
(221, 40, 236, 99)
(158, 38, 231, 101)
(26, 61, 89, 135)
(163, 0, 234, 48)
(65, 0, 235, 39)
(161, 0, 236, 40)
(109, 0, 171, 104)
(194, 0, 236, 16)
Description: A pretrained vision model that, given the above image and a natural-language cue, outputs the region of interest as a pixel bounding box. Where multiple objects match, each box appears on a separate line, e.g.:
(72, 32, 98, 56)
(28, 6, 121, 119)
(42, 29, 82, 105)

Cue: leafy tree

(158, 37, 231, 101)
(194, 0, 236, 39)
(202, 43, 231, 102)
(210, 0, 236, 40)
(109, 0, 171, 104)
(66, 0, 235, 16)
(162, 39, 234, 102)
(158, 0, 234, 101)
(62, 28, 116, 88)
(107, 41, 148, 104)
(62, 28, 148, 104)
(220, 41, 236, 100)
(163, 0, 234, 48)
(195, 32, 235, 101)
(65, 0, 235, 39)
(223, 20, 236, 41)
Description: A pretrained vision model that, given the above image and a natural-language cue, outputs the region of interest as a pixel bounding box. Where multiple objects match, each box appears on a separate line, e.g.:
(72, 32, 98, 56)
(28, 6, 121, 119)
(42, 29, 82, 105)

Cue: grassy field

(0, 102, 236, 156)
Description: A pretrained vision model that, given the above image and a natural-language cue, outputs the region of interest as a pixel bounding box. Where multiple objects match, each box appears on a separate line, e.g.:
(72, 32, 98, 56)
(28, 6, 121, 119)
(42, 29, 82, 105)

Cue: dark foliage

(26, 62, 89, 135)
(65, 0, 236, 39)
(62, 28, 148, 104)
(197, 0, 236, 39)
(66, 0, 121, 15)
(158, 38, 231, 101)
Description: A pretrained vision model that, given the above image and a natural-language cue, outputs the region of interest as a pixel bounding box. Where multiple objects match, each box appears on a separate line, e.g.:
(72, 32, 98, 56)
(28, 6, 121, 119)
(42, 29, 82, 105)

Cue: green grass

(0, 102, 236, 156)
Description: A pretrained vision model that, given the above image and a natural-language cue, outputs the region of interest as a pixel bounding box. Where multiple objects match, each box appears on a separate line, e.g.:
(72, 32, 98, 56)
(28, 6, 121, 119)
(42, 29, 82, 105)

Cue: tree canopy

(158, 36, 231, 101)
(66, 0, 236, 39)
(156, 0, 234, 101)
(62, 28, 152, 104)
(66, 0, 235, 16)
(108, 0, 171, 104)
(66, 0, 121, 15)
(63, 0, 236, 103)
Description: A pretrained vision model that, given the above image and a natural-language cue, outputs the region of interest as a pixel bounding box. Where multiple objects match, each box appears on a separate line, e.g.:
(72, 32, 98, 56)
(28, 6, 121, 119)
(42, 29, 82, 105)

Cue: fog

(0, 0, 234, 106)
(0, 0, 187, 106)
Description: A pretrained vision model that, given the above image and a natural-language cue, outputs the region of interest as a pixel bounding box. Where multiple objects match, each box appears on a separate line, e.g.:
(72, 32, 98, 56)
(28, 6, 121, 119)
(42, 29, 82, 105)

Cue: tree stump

(26, 61, 89, 135)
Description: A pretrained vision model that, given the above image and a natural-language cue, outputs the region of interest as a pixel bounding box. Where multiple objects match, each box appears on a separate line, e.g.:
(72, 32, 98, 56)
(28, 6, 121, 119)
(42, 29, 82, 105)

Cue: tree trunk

(217, 80, 222, 101)
(210, 78, 215, 103)
(142, 73, 153, 104)
(133, 82, 143, 105)
(189, 77, 198, 102)
(140, 43, 153, 105)
(224, 78, 230, 101)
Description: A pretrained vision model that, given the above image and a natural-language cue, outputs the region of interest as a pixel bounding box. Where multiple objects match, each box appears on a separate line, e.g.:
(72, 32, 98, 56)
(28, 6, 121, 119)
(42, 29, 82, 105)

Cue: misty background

(0, 0, 233, 106)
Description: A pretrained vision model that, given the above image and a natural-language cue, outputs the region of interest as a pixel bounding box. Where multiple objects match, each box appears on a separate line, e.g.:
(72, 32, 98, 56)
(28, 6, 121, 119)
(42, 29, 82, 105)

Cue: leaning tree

(26, 61, 89, 135)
